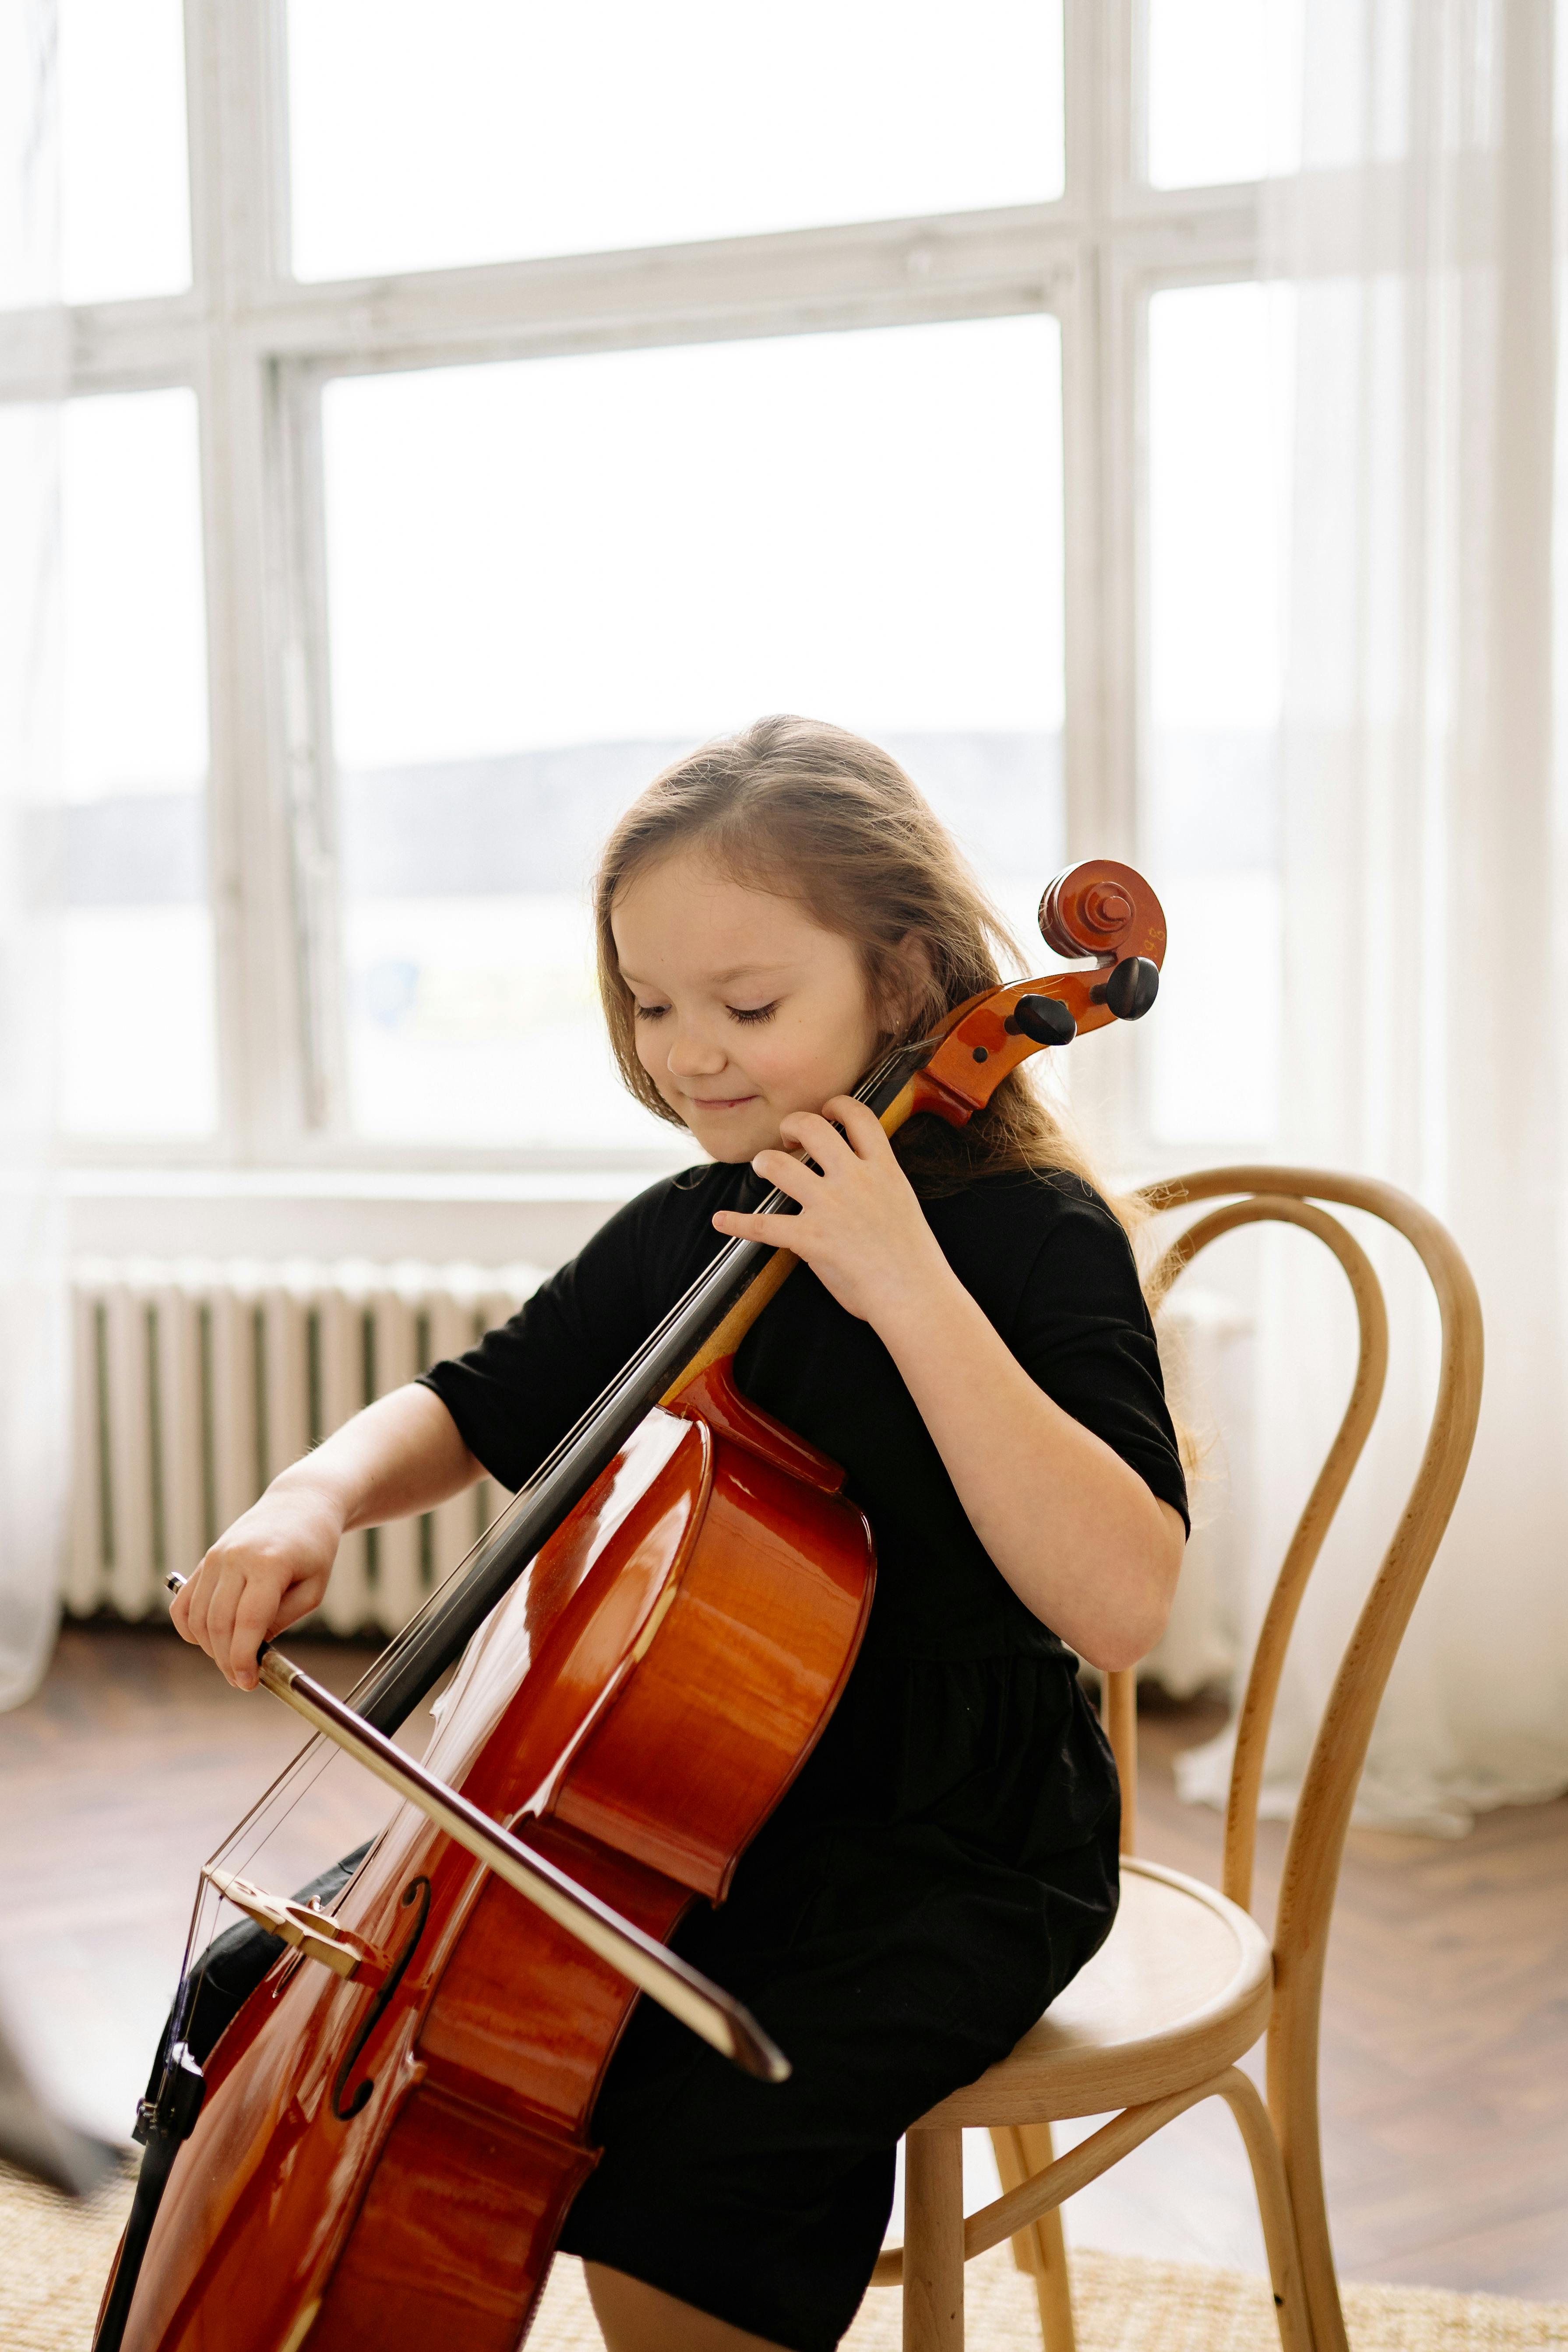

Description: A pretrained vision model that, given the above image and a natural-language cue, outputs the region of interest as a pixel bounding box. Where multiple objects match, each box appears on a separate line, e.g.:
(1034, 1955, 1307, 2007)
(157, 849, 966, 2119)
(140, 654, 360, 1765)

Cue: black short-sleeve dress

(419, 1159, 1186, 2352)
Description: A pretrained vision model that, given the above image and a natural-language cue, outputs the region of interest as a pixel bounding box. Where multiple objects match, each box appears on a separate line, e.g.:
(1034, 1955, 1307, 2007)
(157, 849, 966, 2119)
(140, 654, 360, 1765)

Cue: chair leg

(902, 2126, 965, 2352)
(1275, 2089, 1351, 2352)
(989, 2124, 1077, 2352)
(1215, 2070, 1316, 2352)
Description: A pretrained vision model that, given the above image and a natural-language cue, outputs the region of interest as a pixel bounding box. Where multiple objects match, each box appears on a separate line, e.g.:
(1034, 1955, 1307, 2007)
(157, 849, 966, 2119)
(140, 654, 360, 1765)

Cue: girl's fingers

(199, 1564, 243, 1683)
(169, 1573, 195, 1643)
(775, 1109, 856, 1169)
(176, 1508, 332, 1687)
(195, 1553, 280, 1687)
(712, 1210, 803, 1246)
(821, 1095, 895, 1157)
(229, 1581, 280, 1691)
(749, 1148, 819, 1204)
(180, 1560, 215, 1651)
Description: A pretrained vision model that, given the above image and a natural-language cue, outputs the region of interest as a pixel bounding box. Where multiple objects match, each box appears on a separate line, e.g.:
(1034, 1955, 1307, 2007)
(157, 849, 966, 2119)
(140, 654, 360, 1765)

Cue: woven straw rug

(7, 2160, 1564, 2351)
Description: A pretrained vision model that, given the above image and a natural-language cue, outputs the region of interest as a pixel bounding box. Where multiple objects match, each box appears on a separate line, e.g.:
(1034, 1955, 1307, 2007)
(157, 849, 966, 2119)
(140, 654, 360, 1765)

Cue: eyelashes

(630, 1001, 779, 1026)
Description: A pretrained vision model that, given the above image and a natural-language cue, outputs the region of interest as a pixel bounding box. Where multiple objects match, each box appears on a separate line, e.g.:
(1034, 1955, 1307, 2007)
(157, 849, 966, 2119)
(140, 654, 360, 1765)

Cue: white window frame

(1, 0, 1261, 1179)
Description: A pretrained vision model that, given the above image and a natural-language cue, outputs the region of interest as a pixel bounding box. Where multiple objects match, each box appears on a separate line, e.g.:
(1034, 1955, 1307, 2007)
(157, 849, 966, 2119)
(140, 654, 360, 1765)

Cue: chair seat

(920, 1858, 1273, 2126)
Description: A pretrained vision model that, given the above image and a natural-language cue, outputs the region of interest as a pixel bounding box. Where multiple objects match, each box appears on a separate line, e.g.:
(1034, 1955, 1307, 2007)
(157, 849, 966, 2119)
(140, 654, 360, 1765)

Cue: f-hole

(331, 1877, 431, 2123)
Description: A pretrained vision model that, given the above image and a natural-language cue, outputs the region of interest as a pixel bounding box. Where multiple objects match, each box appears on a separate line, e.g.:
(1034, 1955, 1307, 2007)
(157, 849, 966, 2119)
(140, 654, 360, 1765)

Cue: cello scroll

(893, 856, 1167, 1134)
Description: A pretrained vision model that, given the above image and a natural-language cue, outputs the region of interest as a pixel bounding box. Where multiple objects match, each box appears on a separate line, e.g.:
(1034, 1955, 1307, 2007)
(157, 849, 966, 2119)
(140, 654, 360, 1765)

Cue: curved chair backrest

(1125, 1168, 1483, 2197)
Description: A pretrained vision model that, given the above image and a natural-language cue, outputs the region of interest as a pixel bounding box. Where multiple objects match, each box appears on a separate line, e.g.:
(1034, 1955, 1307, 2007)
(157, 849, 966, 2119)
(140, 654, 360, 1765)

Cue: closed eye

(632, 1002, 669, 1021)
(728, 1002, 779, 1025)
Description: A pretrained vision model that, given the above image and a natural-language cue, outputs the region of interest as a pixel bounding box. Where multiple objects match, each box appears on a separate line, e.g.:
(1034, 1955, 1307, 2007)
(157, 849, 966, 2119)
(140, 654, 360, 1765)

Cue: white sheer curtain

(0, 0, 68, 1708)
(1182, 0, 1568, 1831)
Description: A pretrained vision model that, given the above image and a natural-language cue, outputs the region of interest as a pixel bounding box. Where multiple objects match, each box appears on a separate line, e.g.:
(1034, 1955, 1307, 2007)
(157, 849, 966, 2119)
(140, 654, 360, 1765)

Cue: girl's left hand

(711, 1095, 955, 1331)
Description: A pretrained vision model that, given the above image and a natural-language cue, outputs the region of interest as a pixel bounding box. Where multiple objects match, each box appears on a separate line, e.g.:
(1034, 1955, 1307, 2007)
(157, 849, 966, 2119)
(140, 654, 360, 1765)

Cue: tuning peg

(1006, 993, 1077, 1047)
(1093, 957, 1160, 1021)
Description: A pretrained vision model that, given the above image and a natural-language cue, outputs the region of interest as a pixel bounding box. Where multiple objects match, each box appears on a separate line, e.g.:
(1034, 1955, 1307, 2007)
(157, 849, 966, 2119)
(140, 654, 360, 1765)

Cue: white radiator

(67, 1257, 546, 1637)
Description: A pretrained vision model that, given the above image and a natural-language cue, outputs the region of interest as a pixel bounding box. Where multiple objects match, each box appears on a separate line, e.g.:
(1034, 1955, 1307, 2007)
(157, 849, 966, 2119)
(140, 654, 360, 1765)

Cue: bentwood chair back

(874, 1167, 1484, 2352)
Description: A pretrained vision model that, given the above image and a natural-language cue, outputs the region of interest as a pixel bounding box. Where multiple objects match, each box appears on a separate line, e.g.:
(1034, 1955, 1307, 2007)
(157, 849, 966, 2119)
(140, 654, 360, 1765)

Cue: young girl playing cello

(173, 716, 1187, 2352)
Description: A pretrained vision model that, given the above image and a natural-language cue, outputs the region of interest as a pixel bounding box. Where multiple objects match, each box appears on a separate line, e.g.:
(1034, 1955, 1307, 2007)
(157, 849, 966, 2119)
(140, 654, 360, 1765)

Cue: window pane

(60, 389, 215, 1136)
(322, 316, 1064, 1145)
(1145, 282, 1292, 1145)
(58, 0, 191, 305)
(289, 0, 1064, 283)
(1147, 0, 1273, 189)
(0, 9, 54, 306)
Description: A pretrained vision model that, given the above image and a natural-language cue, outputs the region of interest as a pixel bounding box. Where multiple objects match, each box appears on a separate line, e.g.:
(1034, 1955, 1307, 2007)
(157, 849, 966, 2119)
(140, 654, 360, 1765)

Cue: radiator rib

(67, 1257, 543, 1637)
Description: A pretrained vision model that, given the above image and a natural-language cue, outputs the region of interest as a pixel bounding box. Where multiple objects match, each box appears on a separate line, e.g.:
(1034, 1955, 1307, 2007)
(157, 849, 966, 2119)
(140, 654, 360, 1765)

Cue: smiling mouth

(687, 1093, 758, 1110)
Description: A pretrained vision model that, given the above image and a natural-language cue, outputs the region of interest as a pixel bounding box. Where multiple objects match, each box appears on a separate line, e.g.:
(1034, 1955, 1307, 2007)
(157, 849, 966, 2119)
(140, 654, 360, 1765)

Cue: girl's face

(612, 846, 884, 1163)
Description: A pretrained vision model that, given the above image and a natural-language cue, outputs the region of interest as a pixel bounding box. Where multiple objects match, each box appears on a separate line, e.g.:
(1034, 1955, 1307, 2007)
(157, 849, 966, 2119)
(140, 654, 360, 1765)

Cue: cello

(96, 859, 1166, 2352)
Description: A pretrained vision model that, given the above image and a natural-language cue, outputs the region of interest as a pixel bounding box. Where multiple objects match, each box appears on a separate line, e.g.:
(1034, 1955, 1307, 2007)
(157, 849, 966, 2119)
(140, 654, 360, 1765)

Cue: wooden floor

(1127, 1692, 1568, 2298)
(2, 1628, 1564, 2301)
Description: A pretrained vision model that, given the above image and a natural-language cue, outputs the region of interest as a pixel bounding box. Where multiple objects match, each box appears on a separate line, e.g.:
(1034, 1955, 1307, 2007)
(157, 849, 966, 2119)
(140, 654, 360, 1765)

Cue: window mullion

(187, 0, 344, 1162)
(1061, 0, 1138, 869)
(183, 0, 251, 1162)
(271, 357, 347, 1140)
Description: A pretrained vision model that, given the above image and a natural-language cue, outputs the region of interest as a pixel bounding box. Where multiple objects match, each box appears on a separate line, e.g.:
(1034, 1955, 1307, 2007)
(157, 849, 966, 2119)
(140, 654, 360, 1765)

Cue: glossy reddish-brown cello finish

(123, 1377, 873, 2352)
(115, 857, 1166, 2352)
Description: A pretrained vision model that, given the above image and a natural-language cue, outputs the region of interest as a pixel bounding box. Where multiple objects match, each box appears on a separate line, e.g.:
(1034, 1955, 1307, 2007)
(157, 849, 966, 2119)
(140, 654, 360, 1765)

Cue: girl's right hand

(170, 1479, 345, 1691)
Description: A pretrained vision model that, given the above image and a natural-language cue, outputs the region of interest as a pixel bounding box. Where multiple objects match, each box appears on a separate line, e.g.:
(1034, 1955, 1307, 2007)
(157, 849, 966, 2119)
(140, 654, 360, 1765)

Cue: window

(60, 387, 217, 1137)
(1, 2, 1281, 1174)
(288, 0, 1066, 281)
(1144, 282, 1290, 1146)
(1146, 0, 1274, 190)
(59, 0, 192, 306)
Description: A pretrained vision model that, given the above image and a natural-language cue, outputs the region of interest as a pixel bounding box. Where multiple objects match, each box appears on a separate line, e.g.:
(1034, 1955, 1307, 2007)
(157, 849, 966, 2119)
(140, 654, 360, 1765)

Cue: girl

(173, 716, 1187, 2352)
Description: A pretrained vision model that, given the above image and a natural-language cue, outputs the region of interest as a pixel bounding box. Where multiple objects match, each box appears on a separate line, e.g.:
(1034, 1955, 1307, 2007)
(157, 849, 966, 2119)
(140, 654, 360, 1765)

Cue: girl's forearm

(874, 1275, 1183, 1671)
(273, 1382, 483, 1530)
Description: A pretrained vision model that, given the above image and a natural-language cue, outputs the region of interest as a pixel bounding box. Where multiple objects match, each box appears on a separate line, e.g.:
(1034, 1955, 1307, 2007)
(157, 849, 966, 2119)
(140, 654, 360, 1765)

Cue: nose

(663, 1019, 729, 1080)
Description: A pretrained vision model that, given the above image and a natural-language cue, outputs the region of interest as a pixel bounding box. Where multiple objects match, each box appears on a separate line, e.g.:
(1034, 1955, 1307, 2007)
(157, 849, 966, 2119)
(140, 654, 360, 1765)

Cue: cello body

(123, 1363, 873, 2352)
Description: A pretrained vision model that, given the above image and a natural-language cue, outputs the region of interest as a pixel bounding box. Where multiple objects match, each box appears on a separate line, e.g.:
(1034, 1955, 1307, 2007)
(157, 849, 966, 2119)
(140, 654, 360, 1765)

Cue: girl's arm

(713, 1098, 1185, 1672)
(169, 1384, 483, 1691)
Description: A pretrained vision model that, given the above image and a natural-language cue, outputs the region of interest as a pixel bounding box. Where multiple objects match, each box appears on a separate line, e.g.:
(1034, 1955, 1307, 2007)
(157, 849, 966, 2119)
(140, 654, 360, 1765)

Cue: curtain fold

(1182, 0, 1568, 1832)
(0, 0, 67, 1709)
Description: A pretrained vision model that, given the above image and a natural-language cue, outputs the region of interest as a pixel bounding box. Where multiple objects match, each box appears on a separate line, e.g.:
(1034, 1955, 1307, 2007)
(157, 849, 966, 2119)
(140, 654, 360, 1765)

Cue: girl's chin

(684, 1113, 776, 1162)
(700, 1128, 772, 1163)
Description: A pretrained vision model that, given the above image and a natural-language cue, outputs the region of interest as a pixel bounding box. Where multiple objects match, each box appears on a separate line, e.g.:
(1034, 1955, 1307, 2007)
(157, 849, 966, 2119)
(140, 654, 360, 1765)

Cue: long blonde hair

(592, 714, 1129, 1212)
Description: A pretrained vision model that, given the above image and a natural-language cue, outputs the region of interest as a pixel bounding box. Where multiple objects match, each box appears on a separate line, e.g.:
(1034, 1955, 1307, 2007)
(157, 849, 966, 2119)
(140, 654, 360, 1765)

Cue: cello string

(173, 1727, 380, 2035)
(209, 1733, 336, 1875)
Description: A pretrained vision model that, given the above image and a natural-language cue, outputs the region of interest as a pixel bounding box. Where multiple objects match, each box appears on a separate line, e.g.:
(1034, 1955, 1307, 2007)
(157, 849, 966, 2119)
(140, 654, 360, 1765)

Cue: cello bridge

(203, 1866, 389, 1987)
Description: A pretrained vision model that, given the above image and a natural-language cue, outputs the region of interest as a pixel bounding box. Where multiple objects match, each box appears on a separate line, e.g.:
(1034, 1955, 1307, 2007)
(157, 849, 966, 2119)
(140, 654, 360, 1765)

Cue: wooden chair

(874, 1166, 1484, 2352)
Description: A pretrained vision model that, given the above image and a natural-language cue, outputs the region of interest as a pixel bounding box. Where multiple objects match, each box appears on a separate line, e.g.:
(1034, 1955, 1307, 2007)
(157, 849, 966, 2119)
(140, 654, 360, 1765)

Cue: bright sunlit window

(60, 387, 216, 1136)
(288, 0, 1065, 282)
(1148, 0, 1275, 188)
(323, 315, 1065, 1144)
(58, 0, 191, 305)
(1144, 281, 1292, 1145)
